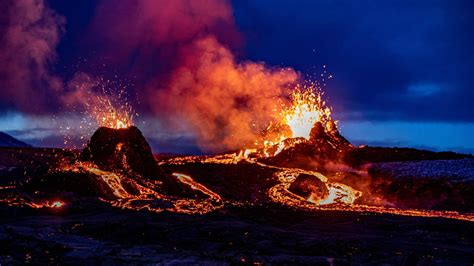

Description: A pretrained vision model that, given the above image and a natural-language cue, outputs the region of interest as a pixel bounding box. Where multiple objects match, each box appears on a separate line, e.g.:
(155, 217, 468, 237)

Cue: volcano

(0, 90, 473, 265)
(80, 126, 195, 197)
(257, 121, 352, 173)
(82, 126, 160, 179)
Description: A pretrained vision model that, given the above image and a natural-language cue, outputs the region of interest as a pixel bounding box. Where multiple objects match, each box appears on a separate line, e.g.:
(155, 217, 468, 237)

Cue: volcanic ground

(0, 126, 473, 264)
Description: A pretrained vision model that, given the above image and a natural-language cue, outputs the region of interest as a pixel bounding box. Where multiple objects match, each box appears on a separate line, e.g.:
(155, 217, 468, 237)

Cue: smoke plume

(91, 0, 301, 151)
(153, 36, 298, 151)
(1, 0, 302, 152)
(0, 0, 64, 113)
(89, 0, 240, 79)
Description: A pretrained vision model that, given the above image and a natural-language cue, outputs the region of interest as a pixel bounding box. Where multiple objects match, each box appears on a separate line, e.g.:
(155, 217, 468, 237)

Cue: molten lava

(81, 80, 135, 130)
(282, 87, 332, 140)
(28, 200, 65, 209)
(93, 97, 134, 129)
(2, 81, 472, 224)
(250, 85, 338, 158)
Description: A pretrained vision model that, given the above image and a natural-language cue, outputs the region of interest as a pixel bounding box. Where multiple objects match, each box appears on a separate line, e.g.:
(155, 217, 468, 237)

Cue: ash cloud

(0, 0, 302, 152)
(88, 0, 240, 79)
(153, 36, 298, 151)
(88, 0, 300, 152)
(0, 0, 117, 116)
(0, 0, 65, 113)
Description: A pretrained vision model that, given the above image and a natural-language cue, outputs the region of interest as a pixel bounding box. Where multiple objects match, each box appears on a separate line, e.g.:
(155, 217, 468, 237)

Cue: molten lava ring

(268, 169, 362, 210)
(268, 170, 474, 222)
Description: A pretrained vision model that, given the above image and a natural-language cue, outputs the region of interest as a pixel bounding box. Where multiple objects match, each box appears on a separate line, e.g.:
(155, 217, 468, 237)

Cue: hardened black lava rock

(288, 173, 329, 200)
(82, 126, 161, 179)
(310, 120, 352, 149)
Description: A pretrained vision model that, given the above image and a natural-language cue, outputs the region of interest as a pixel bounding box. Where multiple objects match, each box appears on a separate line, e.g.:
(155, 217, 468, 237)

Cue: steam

(0, 0, 64, 113)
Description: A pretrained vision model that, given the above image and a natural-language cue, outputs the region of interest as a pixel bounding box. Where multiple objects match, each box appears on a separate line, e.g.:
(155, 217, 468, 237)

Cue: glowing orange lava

(28, 200, 65, 209)
(281, 87, 332, 140)
(162, 152, 474, 222)
(248, 85, 335, 157)
(93, 98, 134, 129)
(4, 78, 467, 224)
(59, 162, 223, 215)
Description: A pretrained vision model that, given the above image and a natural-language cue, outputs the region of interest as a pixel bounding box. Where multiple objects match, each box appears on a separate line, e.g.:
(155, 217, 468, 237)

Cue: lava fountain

(282, 87, 332, 140)
(91, 94, 134, 130)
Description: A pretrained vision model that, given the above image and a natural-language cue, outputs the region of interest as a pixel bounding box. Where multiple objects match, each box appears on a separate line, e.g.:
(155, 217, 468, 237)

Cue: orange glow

(94, 98, 133, 129)
(3, 78, 469, 224)
(59, 162, 223, 215)
(160, 151, 474, 222)
(50, 201, 65, 208)
(79, 80, 135, 130)
(281, 88, 331, 139)
(247, 85, 335, 158)
(173, 173, 222, 202)
(26, 200, 65, 209)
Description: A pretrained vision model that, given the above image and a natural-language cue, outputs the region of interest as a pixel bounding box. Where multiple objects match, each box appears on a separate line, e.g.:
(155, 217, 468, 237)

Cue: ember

(92, 94, 134, 130)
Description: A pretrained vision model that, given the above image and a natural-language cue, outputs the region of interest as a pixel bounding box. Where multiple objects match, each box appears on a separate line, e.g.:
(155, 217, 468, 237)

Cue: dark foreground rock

(0, 205, 473, 264)
(1, 145, 474, 264)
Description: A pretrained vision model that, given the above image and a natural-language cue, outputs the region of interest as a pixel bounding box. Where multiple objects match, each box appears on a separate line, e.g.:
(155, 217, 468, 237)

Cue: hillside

(0, 132, 31, 148)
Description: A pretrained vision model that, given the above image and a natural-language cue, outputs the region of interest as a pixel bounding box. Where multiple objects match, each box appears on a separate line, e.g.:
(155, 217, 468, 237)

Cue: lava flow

(28, 200, 65, 209)
(225, 85, 361, 207)
(192, 84, 474, 222)
(1, 84, 473, 223)
(72, 104, 224, 215)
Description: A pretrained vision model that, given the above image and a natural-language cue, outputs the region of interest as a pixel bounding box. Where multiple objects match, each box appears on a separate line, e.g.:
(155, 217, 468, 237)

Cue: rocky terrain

(0, 126, 473, 264)
(1, 204, 473, 264)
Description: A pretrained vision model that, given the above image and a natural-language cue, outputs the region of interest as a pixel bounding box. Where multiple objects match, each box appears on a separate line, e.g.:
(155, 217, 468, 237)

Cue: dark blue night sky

(1, 0, 473, 154)
(233, 0, 474, 122)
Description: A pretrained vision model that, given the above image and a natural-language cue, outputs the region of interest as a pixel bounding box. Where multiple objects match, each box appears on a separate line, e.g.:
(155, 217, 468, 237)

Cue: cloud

(0, 0, 301, 152)
(407, 83, 443, 97)
(341, 120, 474, 154)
